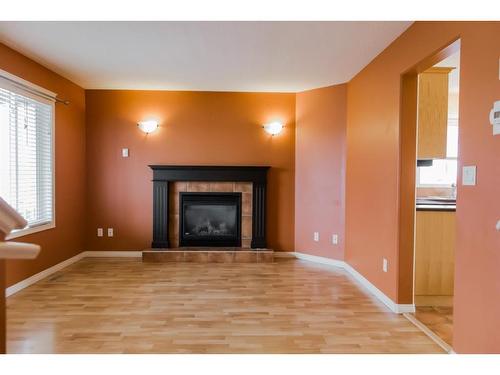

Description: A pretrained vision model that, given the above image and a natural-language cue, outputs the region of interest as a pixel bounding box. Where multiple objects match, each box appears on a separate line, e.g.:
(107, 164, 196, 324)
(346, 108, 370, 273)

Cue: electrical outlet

(122, 148, 129, 157)
(332, 234, 339, 245)
(383, 258, 388, 273)
(107, 228, 114, 237)
(97, 228, 103, 237)
(313, 232, 320, 242)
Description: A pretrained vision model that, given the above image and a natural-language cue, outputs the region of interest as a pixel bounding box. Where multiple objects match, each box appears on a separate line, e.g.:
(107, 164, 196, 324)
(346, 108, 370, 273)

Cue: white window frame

(0, 68, 56, 240)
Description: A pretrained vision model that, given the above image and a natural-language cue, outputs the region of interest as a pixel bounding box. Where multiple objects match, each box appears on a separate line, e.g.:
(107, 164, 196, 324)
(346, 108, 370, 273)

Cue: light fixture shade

(263, 121, 284, 136)
(138, 120, 159, 134)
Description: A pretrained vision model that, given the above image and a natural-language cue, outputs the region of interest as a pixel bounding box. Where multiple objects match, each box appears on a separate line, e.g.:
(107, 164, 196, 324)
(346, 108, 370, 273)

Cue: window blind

(0, 84, 54, 229)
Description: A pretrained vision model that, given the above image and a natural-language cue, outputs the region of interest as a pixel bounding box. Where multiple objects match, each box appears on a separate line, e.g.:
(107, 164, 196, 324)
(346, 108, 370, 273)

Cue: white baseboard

(5, 250, 143, 297)
(5, 251, 86, 297)
(343, 262, 415, 313)
(289, 251, 415, 314)
(293, 251, 345, 268)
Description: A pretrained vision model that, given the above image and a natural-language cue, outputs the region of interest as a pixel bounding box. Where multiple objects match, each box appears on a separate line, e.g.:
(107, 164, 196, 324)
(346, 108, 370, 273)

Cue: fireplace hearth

(180, 192, 242, 247)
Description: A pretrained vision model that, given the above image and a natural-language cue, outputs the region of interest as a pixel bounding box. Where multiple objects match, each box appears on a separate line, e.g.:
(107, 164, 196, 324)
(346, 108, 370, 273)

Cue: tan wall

(0, 43, 86, 287)
(345, 21, 500, 353)
(85, 90, 295, 252)
(295, 84, 347, 259)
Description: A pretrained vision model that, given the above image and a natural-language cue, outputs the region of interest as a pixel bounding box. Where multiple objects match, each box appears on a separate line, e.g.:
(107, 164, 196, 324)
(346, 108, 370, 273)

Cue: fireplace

(149, 165, 269, 249)
(180, 192, 242, 247)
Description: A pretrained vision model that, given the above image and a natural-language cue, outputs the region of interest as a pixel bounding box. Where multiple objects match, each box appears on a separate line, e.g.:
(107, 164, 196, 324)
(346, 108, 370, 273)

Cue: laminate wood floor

(414, 306, 453, 346)
(6, 257, 444, 353)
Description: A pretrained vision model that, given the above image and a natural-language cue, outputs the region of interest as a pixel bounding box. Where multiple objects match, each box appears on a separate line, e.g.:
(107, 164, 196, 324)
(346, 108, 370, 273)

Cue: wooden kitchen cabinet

(417, 67, 453, 159)
(415, 210, 455, 305)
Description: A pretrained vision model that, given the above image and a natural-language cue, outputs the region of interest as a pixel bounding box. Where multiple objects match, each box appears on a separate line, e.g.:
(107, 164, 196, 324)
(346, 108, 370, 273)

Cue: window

(417, 118, 458, 187)
(418, 159, 457, 186)
(0, 72, 55, 238)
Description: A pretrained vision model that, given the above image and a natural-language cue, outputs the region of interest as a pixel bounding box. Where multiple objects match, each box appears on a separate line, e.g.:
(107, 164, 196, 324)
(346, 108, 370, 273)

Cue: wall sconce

(263, 121, 284, 136)
(137, 119, 159, 134)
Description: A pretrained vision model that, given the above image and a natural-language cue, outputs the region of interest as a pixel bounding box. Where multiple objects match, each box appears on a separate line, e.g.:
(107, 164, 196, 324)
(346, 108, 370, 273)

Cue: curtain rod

(0, 72, 70, 105)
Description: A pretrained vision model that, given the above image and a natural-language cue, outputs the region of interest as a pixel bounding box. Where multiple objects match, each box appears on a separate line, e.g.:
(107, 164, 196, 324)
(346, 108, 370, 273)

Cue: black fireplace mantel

(149, 165, 270, 249)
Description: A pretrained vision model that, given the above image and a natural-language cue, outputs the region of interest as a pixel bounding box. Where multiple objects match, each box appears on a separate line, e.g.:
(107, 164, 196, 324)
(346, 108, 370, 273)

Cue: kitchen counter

(416, 197, 456, 212)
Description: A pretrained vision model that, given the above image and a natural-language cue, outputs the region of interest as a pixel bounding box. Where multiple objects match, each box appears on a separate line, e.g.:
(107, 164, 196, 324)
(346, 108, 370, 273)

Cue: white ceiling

(0, 21, 412, 92)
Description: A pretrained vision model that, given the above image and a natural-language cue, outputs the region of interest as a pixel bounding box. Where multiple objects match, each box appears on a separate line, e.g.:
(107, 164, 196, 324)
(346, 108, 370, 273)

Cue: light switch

(462, 166, 477, 186)
(122, 148, 129, 157)
(107, 228, 114, 237)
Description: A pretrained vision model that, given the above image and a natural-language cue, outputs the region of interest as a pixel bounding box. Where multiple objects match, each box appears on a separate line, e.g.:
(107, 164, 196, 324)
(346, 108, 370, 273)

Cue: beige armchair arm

(0, 197, 41, 260)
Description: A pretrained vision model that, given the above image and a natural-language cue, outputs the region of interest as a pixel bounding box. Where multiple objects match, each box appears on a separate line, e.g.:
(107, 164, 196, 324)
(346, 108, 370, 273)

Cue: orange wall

(346, 22, 500, 353)
(295, 84, 346, 259)
(85, 90, 295, 252)
(0, 43, 86, 287)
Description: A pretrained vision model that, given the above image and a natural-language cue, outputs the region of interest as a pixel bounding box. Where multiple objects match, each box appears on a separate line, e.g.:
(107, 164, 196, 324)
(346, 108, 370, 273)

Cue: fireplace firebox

(179, 193, 242, 247)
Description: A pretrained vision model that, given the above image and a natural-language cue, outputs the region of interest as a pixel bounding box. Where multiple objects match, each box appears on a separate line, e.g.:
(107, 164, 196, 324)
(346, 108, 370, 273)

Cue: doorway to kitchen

(412, 49, 460, 349)
(398, 39, 461, 352)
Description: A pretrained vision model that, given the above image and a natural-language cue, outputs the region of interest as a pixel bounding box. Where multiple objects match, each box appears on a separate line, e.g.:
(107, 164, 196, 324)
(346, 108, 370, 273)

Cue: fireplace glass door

(179, 192, 242, 247)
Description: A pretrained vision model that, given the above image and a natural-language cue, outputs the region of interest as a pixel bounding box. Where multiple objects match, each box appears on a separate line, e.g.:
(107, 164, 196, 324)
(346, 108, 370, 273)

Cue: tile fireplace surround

(170, 181, 253, 248)
(144, 166, 272, 263)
